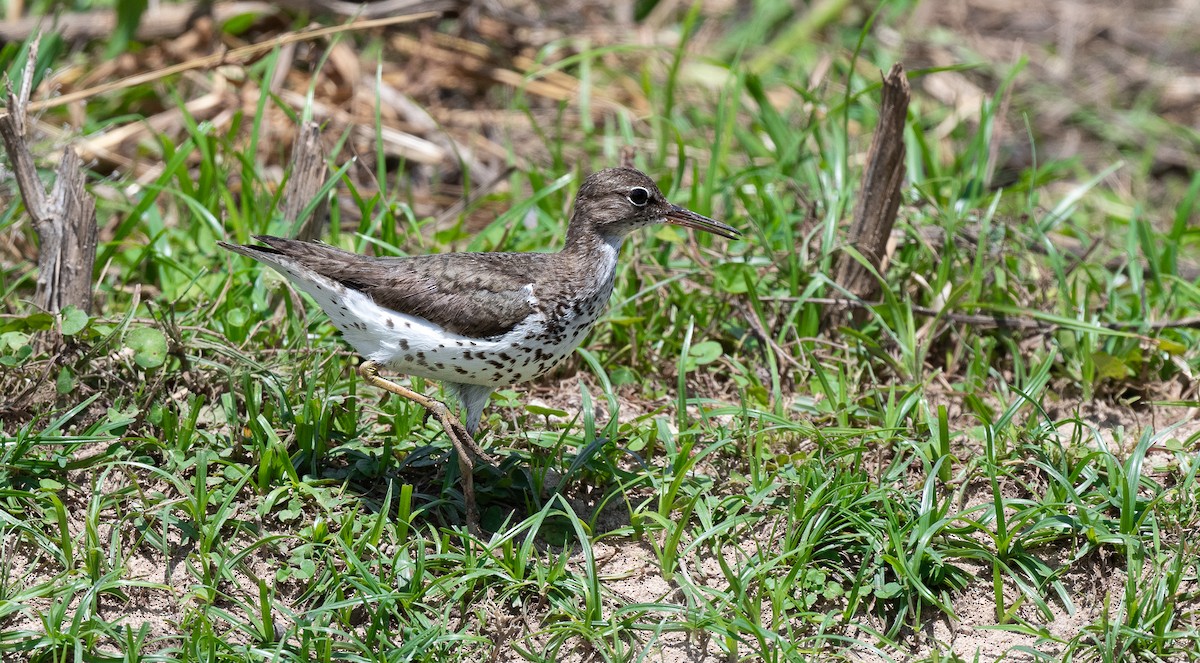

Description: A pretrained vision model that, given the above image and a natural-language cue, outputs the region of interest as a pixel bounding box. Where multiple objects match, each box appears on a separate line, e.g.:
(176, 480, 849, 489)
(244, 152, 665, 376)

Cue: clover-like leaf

(125, 327, 168, 369)
(59, 305, 90, 336)
(685, 340, 723, 371)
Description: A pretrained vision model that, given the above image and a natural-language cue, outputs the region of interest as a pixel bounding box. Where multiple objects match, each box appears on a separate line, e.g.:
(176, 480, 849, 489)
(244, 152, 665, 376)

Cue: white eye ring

(627, 187, 650, 207)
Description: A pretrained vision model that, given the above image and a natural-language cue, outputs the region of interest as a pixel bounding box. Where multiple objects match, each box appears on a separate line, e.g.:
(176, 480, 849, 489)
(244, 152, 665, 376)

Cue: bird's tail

(218, 236, 349, 307)
(217, 235, 303, 262)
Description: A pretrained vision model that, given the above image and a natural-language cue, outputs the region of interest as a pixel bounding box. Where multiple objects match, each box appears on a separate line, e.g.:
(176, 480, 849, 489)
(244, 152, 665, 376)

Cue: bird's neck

(563, 216, 623, 259)
(559, 220, 623, 290)
(563, 210, 593, 248)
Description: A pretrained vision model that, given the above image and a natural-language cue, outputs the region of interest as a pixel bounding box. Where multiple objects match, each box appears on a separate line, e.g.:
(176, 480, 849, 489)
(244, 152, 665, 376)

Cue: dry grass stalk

(0, 13, 439, 120)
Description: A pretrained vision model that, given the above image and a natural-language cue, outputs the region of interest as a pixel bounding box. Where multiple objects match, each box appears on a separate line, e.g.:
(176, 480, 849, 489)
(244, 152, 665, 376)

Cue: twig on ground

(789, 296, 1200, 331)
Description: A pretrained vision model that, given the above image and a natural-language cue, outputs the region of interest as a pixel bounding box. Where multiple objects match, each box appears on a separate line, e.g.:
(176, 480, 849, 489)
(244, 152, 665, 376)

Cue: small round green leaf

(1, 331, 30, 351)
(687, 340, 723, 367)
(609, 367, 638, 386)
(226, 306, 249, 328)
(1090, 350, 1130, 382)
(56, 366, 75, 394)
(875, 581, 903, 600)
(59, 305, 89, 336)
(126, 327, 168, 369)
(20, 312, 54, 331)
(39, 478, 65, 492)
(714, 263, 753, 294)
(294, 558, 316, 580)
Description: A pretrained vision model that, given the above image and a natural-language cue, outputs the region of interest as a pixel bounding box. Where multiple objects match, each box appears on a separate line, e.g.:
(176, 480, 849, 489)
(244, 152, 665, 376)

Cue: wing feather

(236, 236, 541, 339)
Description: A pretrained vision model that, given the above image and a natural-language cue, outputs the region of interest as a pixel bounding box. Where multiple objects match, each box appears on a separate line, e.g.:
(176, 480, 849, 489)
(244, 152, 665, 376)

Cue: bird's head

(566, 167, 740, 246)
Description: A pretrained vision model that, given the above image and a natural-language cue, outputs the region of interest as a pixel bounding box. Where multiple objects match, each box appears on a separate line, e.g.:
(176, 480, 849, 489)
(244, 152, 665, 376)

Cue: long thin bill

(664, 205, 741, 240)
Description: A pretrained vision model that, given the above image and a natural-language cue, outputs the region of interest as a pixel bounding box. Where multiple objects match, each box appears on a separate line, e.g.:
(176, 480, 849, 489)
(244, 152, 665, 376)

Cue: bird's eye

(627, 187, 650, 207)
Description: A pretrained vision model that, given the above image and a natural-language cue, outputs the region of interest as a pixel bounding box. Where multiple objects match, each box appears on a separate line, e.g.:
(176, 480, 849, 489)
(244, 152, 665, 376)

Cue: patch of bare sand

(0, 462, 308, 653)
(2, 533, 183, 654)
(463, 537, 726, 662)
(880, 554, 1122, 661)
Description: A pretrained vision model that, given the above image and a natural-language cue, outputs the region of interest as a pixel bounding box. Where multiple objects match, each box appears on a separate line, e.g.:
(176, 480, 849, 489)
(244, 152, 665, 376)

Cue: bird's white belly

(332, 284, 609, 387)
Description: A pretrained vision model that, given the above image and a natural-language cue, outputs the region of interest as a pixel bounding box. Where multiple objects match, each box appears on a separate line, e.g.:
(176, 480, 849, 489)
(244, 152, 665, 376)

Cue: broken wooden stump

(281, 120, 331, 241)
(824, 62, 910, 328)
(0, 37, 98, 316)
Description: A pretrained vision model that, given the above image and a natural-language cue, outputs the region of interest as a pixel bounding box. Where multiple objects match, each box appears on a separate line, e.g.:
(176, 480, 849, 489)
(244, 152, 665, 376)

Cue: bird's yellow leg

(358, 360, 492, 535)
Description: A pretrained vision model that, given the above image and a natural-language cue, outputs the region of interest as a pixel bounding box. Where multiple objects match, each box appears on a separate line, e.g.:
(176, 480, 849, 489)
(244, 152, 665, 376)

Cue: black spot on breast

(403, 354, 414, 363)
(455, 366, 469, 375)
(399, 338, 408, 350)
(386, 319, 395, 329)
(462, 350, 474, 360)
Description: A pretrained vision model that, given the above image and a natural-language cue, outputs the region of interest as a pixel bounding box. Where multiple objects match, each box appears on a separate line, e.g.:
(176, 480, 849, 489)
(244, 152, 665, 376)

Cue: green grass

(2, 2, 1200, 661)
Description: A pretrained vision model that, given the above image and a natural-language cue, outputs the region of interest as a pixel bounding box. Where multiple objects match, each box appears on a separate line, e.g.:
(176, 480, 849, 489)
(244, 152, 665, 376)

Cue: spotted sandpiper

(220, 167, 740, 532)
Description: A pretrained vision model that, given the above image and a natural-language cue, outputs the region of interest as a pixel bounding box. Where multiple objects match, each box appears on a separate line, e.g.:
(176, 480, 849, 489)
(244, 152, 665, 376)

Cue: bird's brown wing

(241, 236, 541, 339)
